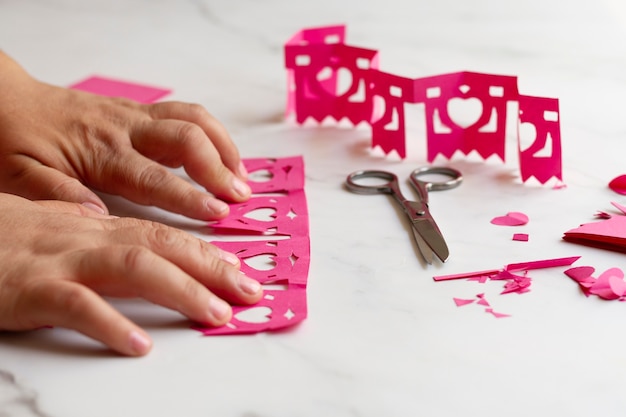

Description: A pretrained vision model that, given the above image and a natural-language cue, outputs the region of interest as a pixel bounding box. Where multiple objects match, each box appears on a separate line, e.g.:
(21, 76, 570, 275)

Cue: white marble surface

(2, 0, 626, 416)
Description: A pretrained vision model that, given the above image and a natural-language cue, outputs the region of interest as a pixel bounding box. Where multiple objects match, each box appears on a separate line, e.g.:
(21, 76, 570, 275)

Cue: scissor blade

(411, 227, 434, 264)
(412, 218, 450, 262)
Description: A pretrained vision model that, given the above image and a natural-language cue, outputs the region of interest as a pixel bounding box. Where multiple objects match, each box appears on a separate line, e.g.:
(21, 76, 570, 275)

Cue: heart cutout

(564, 266, 595, 284)
(248, 169, 273, 183)
(447, 97, 483, 128)
(234, 306, 272, 324)
(243, 254, 276, 271)
(490, 212, 529, 226)
(609, 175, 626, 195)
(243, 207, 277, 222)
(317, 66, 353, 97)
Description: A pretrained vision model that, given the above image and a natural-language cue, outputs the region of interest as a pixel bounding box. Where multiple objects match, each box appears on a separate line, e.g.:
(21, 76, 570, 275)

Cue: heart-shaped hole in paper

(248, 169, 273, 183)
(234, 306, 272, 324)
(243, 207, 277, 222)
(490, 212, 529, 226)
(317, 66, 353, 97)
(447, 97, 483, 128)
(243, 254, 276, 271)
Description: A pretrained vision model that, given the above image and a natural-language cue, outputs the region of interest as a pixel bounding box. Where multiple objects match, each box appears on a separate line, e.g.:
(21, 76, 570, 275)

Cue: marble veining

(2, 0, 626, 416)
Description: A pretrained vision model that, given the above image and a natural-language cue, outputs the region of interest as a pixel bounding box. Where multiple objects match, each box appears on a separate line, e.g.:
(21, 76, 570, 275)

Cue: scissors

(345, 166, 462, 264)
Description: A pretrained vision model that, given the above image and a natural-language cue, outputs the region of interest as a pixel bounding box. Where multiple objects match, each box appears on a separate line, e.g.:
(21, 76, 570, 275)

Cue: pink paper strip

(195, 156, 311, 336)
(433, 269, 501, 281)
(69, 76, 171, 103)
(505, 256, 580, 272)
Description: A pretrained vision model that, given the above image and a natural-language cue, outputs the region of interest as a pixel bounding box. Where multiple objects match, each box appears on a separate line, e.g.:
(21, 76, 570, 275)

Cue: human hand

(0, 193, 263, 356)
(0, 51, 250, 220)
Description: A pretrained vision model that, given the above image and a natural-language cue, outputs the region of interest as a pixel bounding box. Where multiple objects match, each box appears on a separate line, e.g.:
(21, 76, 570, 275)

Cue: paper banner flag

(212, 237, 310, 286)
(285, 24, 563, 183)
(209, 190, 309, 237)
(243, 156, 305, 193)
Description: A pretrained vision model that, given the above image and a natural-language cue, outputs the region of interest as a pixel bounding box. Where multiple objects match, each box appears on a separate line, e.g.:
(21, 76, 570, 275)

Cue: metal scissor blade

(411, 226, 434, 264)
(412, 218, 450, 262)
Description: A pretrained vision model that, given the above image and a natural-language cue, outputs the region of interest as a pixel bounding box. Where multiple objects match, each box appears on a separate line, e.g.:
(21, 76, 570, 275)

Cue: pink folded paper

(69, 75, 171, 103)
(196, 156, 311, 336)
(563, 214, 626, 253)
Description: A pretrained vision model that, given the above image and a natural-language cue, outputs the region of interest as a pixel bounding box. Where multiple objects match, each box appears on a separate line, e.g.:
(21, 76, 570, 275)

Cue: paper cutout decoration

(490, 212, 529, 226)
(69, 76, 171, 103)
(285, 24, 563, 184)
(565, 265, 626, 300)
(436, 256, 580, 317)
(195, 156, 311, 336)
(609, 175, 626, 195)
(563, 203, 626, 253)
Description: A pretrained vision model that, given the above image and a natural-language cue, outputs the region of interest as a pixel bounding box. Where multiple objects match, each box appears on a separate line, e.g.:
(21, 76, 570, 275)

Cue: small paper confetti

(513, 233, 529, 241)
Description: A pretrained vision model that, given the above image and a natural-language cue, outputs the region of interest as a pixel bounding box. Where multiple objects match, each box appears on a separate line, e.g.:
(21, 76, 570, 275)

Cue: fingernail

(238, 161, 248, 178)
(82, 202, 106, 215)
(129, 330, 152, 355)
(218, 249, 240, 266)
(238, 272, 261, 295)
(209, 298, 231, 321)
(206, 198, 229, 216)
(233, 177, 251, 199)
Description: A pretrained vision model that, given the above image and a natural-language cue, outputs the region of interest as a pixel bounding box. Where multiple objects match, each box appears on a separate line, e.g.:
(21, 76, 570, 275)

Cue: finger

(145, 102, 247, 179)
(18, 279, 152, 356)
(130, 119, 251, 203)
(99, 150, 231, 220)
(73, 245, 241, 327)
(102, 219, 262, 304)
(1, 161, 109, 215)
(34, 200, 117, 219)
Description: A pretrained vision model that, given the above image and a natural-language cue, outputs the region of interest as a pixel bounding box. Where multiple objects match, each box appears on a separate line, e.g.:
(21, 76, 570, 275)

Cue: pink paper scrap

(564, 265, 626, 301)
(69, 75, 171, 103)
(452, 294, 508, 317)
(453, 297, 475, 307)
(609, 174, 626, 195)
(490, 212, 529, 226)
(438, 256, 581, 318)
(513, 233, 529, 241)
(285, 24, 563, 184)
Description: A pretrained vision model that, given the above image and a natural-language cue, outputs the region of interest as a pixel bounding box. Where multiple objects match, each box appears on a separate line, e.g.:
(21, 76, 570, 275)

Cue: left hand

(0, 51, 251, 220)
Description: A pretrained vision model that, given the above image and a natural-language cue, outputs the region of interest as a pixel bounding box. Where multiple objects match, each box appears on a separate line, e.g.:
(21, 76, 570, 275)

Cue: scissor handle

(410, 166, 462, 191)
(345, 170, 399, 194)
(409, 166, 462, 204)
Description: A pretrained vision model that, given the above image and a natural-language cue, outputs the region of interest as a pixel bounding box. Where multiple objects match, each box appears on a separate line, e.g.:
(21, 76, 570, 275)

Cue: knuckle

(50, 284, 93, 319)
(145, 224, 181, 251)
(175, 122, 205, 148)
(121, 246, 152, 273)
(135, 165, 172, 193)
